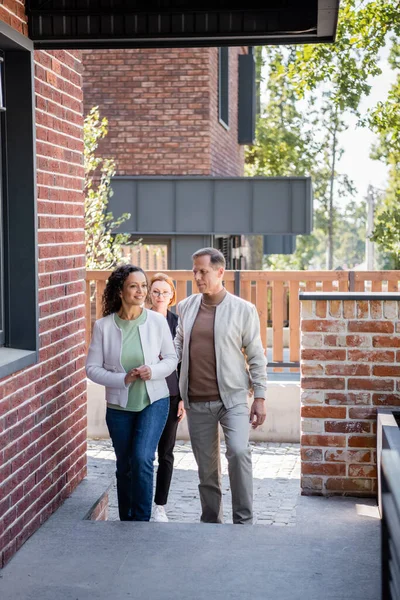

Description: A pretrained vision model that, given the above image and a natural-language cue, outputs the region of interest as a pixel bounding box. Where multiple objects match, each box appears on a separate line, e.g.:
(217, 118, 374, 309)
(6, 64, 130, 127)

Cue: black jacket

(166, 310, 180, 398)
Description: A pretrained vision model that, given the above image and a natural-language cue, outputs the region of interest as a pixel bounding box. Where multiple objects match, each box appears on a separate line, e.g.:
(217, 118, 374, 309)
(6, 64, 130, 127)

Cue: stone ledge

(300, 292, 400, 301)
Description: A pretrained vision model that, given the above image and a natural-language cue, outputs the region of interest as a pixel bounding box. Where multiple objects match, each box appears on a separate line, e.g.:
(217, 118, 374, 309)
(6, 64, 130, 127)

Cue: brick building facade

(81, 46, 250, 269)
(82, 47, 246, 177)
(0, 1, 87, 567)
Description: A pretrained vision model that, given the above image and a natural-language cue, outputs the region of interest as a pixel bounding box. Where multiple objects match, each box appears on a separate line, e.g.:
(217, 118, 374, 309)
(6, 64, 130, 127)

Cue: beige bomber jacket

(174, 291, 267, 409)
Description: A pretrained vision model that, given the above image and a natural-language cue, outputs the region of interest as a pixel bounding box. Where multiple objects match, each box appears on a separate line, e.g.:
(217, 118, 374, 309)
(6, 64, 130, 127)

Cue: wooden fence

(86, 270, 400, 368)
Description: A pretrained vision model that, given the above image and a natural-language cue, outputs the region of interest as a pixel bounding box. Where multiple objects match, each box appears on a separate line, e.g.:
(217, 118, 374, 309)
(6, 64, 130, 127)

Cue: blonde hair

(149, 272, 177, 307)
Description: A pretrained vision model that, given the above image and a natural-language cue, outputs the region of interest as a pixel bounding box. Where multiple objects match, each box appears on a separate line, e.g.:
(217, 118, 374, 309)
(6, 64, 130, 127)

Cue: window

(218, 47, 229, 129)
(0, 26, 38, 378)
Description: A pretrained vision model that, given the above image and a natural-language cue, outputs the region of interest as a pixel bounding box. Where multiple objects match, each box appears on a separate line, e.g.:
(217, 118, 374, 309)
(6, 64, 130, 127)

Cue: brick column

(300, 292, 400, 496)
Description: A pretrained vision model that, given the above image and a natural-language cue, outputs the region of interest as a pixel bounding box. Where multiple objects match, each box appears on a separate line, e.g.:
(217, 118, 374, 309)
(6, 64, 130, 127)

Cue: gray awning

(26, 1, 340, 49)
(109, 176, 313, 236)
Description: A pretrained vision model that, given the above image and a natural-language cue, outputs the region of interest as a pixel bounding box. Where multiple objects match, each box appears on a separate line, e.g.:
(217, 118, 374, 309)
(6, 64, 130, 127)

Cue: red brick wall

(82, 47, 245, 177)
(0, 2, 87, 567)
(300, 297, 400, 496)
(0, 0, 27, 35)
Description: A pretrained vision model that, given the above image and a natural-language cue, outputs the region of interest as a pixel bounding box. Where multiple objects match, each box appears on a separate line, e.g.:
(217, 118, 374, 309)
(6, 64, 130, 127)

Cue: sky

(338, 52, 396, 203)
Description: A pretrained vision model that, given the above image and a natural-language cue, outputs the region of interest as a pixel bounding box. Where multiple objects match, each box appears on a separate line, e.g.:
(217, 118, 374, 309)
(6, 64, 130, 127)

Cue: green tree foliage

(248, 0, 400, 270)
(287, 0, 400, 268)
(291, 0, 399, 268)
(246, 48, 318, 178)
(371, 208, 400, 269)
(370, 44, 400, 160)
(311, 101, 354, 269)
(247, 48, 360, 270)
(335, 199, 367, 268)
(370, 43, 400, 267)
(84, 107, 134, 269)
(290, 0, 400, 113)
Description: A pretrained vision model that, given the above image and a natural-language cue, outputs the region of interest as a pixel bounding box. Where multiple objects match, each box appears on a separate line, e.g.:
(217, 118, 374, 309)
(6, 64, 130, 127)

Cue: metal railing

(381, 449, 400, 600)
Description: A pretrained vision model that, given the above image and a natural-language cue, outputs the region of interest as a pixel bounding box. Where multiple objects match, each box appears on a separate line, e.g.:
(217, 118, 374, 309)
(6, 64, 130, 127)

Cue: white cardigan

(175, 292, 267, 409)
(86, 310, 178, 408)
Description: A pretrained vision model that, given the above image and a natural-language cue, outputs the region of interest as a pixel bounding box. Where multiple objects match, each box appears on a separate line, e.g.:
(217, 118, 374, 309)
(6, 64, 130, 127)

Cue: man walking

(175, 248, 267, 524)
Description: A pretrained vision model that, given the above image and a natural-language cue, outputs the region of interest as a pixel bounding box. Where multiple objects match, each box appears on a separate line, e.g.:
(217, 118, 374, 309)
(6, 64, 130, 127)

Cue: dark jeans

(106, 397, 169, 521)
(154, 394, 181, 506)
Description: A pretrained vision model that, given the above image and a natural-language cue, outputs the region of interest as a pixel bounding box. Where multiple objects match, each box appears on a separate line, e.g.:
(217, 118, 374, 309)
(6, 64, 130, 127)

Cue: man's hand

(135, 365, 152, 381)
(249, 397, 266, 429)
(177, 400, 186, 423)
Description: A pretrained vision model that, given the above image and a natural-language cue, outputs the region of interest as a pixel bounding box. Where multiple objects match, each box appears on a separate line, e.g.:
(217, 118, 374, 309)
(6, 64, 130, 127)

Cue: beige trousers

(186, 400, 253, 524)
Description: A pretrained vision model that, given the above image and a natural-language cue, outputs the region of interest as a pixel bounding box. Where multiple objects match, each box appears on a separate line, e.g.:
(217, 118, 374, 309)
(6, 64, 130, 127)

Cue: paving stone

(87, 440, 301, 526)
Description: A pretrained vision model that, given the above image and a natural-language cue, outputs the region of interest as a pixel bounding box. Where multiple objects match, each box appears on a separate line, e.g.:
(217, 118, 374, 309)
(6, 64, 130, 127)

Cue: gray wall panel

(214, 180, 252, 233)
(174, 235, 212, 269)
(176, 180, 213, 232)
(252, 180, 291, 234)
(292, 179, 308, 233)
(137, 181, 175, 232)
(110, 179, 136, 231)
(263, 235, 297, 255)
(109, 176, 313, 235)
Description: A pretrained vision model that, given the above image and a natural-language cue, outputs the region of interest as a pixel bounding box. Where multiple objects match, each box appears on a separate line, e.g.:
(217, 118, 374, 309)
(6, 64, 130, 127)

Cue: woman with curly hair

(86, 264, 177, 521)
(148, 273, 185, 522)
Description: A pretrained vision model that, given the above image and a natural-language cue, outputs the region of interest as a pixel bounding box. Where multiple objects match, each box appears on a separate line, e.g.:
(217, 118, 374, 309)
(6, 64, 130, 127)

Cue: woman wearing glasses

(149, 273, 186, 522)
(86, 264, 177, 522)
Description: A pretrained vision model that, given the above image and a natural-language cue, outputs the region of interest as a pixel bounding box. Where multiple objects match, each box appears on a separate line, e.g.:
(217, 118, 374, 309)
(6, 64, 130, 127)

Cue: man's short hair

(192, 247, 226, 269)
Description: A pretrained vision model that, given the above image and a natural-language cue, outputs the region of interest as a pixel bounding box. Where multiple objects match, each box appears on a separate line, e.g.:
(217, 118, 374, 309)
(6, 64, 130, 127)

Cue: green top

(108, 311, 150, 412)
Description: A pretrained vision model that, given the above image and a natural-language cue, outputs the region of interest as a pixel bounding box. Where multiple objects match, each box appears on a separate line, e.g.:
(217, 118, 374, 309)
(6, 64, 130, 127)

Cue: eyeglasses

(151, 291, 171, 298)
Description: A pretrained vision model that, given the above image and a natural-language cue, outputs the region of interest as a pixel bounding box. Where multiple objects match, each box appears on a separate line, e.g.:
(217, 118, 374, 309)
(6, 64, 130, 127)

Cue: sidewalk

(87, 439, 301, 525)
(0, 440, 381, 600)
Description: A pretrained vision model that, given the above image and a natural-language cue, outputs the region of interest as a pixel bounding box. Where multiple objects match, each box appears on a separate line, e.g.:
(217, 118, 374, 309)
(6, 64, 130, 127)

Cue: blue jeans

(106, 397, 169, 521)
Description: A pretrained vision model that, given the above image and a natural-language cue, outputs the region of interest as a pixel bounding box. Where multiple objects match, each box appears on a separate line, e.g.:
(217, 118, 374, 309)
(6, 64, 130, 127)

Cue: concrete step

(0, 472, 380, 600)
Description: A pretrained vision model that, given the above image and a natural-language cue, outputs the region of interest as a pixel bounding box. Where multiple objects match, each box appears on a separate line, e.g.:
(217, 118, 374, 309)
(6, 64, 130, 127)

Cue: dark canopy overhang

(26, 0, 340, 49)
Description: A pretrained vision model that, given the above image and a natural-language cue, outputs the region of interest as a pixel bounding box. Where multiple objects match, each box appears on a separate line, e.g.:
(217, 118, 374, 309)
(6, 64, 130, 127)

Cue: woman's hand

(177, 400, 186, 423)
(136, 365, 152, 381)
(124, 369, 139, 386)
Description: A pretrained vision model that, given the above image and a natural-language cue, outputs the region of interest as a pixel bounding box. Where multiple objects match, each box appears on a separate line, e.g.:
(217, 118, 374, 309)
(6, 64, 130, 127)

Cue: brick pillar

(299, 293, 400, 496)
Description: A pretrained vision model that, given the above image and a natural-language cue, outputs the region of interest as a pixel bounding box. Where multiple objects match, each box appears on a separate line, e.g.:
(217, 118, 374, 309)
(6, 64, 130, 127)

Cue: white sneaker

(152, 504, 169, 523)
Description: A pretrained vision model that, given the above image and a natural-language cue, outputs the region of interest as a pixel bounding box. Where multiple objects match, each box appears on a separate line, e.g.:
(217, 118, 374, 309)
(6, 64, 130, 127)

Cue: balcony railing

(381, 450, 400, 600)
(85, 270, 400, 368)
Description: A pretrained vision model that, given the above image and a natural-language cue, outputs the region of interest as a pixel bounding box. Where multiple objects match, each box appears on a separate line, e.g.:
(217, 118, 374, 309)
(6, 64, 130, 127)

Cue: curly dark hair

(102, 264, 149, 317)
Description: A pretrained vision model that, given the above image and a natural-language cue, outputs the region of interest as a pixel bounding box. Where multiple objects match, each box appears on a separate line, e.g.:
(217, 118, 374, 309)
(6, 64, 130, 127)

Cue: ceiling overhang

(26, 0, 340, 50)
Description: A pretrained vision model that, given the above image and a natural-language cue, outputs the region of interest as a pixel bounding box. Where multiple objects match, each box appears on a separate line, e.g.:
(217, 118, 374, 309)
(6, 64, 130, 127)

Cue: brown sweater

(188, 288, 227, 402)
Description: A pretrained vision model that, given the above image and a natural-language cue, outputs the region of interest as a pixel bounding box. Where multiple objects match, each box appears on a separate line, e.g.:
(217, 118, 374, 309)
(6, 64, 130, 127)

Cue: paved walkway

(1, 439, 381, 600)
(87, 439, 301, 524)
